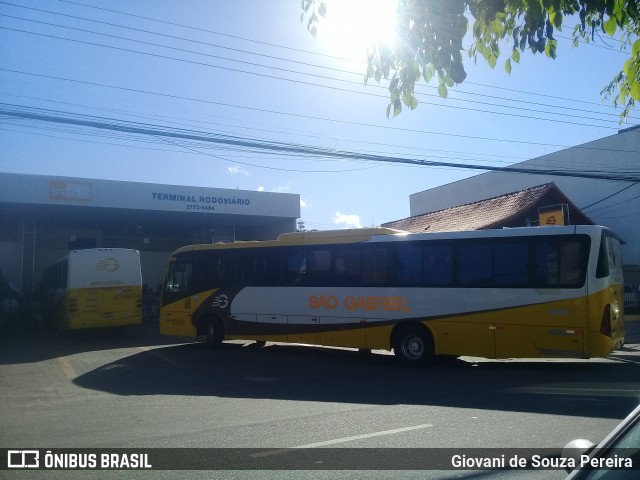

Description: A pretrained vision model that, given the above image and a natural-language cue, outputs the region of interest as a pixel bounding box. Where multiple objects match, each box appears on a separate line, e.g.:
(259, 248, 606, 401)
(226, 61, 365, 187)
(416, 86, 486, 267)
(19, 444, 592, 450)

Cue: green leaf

(505, 58, 512, 74)
(491, 18, 504, 36)
(393, 99, 402, 117)
(519, 35, 527, 51)
(422, 64, 434, 83)
(386, 103, 392, 119)
(528, 0, 543, 23)
(409, 96, 419, 110)
(545, 39, 557, 59)
(550, 11, 563, 29)
(633, 39, 640, 57)
(630, 82, 640, 101)
(623, 59, 633, 77)
(438, 84, 448, 98)
(603, 16, 617, 36)
(511, 48, 520, 63)
(482, 44, 491, 61)
(620, 85, 628, 104)
(402, 91, 413, 107)
(488, 54, 497, 69)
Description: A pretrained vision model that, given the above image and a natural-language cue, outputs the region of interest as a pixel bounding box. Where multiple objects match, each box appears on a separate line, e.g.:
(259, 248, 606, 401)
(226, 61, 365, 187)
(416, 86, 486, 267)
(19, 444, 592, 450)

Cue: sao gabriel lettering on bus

(309, 294, 411, 312)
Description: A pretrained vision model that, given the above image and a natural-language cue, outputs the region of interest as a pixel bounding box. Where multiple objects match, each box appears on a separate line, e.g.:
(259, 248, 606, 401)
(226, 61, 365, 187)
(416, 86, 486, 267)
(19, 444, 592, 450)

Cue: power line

(0, 95, 530, 169)
(3, 103, 639, 182)
(2, 2, 636, 126)
(0, 9, 631, 125)
(52, 0, 359, 61)
(3, 68, 638, 155)
(22, 0, 635, 120)
(582, 183, 640, 212)
(0, 25, 624, 130)
(152, 135, 381, 173)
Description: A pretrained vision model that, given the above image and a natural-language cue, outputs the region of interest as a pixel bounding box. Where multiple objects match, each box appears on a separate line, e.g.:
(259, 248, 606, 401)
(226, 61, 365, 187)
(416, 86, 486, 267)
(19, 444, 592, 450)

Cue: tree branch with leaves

(302, 0, 639, 122)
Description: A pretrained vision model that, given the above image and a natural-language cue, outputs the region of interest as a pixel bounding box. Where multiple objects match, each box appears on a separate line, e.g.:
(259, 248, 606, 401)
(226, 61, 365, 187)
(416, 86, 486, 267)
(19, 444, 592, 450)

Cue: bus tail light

(600, 305, 612, 337)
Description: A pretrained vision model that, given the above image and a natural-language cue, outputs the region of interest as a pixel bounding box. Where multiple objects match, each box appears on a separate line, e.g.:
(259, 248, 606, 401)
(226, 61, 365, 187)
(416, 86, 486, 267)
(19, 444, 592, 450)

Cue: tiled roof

(383, 183, 591, 233)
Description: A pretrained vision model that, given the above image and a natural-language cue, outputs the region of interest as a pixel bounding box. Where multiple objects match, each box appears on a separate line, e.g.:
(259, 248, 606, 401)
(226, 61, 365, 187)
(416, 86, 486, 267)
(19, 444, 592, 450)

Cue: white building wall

(409, 126, 640, 263)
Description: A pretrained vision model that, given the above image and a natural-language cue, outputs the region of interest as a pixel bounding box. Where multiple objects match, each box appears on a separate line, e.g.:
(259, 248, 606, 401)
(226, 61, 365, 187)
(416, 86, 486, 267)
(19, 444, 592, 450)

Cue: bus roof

(172, 227, 406, 254)
(169, 225, 615, 255)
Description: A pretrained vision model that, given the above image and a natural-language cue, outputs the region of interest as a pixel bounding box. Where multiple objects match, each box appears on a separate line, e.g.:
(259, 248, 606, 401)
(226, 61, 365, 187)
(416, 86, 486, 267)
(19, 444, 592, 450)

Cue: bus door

(160, 255, 197, 337)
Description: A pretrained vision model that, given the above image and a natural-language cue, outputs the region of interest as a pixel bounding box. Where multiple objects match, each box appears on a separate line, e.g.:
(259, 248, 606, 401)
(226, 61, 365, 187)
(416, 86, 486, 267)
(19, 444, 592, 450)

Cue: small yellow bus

(43, 248, 143, 330)
(159, 226, 624, 365)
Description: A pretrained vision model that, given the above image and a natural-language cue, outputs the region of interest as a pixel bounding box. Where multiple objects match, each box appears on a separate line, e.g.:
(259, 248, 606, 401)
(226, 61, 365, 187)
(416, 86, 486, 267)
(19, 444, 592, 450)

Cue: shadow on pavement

(72, 339, 640, 419)
(0, 323, 193, 365)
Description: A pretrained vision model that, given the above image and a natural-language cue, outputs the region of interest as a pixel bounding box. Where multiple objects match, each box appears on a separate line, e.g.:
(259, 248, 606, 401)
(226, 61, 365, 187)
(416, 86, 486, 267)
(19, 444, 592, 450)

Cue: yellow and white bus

(43, 248, 143, 331)
(159, 225, 624, 365)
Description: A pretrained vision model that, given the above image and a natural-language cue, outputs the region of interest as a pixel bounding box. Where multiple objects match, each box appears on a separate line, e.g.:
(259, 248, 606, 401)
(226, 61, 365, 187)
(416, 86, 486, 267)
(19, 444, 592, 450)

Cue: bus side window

(362, 248, 389, 285)
(606, 237, 622, 275)
(394, 245, 422, 285)
(558, 240, 583, 285)
(535, 241, 559, 286)
(459, 243, 492, 286)
(596, 234, 610, 278)
(334, 249, 361, 286)
(285, 250, 307, 284)
(535, 238, 587, 287)
(423, 245, 453, 286)
(199, 254, 220, 287)
(217, 255, 236, 285)
(494, 242, 529, 286)
(307, 249, 332, 285)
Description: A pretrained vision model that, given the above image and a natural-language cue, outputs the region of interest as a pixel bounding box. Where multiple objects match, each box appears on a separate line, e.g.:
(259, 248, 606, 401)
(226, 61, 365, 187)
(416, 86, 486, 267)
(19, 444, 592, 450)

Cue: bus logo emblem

(211, 294, 228, 309)
(96, 258, 120, 272)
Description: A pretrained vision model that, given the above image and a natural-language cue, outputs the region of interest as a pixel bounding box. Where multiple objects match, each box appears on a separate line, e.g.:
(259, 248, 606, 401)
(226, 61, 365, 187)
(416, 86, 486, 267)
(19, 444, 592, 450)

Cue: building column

(21, 212, 36, 296)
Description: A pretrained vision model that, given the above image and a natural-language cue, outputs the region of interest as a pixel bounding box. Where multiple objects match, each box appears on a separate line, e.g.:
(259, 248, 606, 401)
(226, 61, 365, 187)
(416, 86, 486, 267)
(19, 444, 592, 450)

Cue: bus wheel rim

(401, 335, 424, 360)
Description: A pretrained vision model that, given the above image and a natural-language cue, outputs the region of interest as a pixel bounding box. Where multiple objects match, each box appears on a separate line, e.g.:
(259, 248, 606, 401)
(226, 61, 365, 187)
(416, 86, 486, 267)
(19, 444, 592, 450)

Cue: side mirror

(562, 439, 596, 472)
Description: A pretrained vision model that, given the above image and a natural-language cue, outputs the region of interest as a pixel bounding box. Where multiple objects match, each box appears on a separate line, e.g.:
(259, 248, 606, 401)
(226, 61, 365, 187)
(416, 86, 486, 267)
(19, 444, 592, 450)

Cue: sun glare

(318, 0, 399, 59)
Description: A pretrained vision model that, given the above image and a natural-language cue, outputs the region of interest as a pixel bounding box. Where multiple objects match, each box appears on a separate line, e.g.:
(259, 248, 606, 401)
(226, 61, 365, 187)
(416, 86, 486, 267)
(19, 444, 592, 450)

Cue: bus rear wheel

(392, 325, 434, 367)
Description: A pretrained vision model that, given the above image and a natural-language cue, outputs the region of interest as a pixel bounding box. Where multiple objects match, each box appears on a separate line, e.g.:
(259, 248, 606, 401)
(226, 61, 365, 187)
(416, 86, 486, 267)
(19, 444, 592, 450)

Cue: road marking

(55, 355, 78, 380)
(250, 423, 433, 458)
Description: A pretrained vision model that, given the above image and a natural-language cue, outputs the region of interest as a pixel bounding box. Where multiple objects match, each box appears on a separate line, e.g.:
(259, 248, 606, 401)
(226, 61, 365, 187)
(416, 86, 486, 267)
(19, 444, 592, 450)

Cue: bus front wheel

(392, 325, 434, 367)
(203, 317, 224, 347)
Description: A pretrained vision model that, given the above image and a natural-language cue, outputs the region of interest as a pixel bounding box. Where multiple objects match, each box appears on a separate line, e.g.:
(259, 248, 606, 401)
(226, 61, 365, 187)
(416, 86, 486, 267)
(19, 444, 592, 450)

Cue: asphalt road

(2, 323, 640, 480)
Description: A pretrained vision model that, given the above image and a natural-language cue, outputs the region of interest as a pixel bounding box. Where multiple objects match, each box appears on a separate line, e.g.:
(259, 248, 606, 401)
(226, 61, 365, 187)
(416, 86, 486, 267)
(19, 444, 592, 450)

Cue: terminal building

(0, 173, 300, 296)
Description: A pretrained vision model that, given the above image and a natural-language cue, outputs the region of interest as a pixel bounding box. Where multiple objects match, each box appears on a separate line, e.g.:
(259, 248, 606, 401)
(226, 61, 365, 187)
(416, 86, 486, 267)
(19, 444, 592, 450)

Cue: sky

(1, 0, 638, 231)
